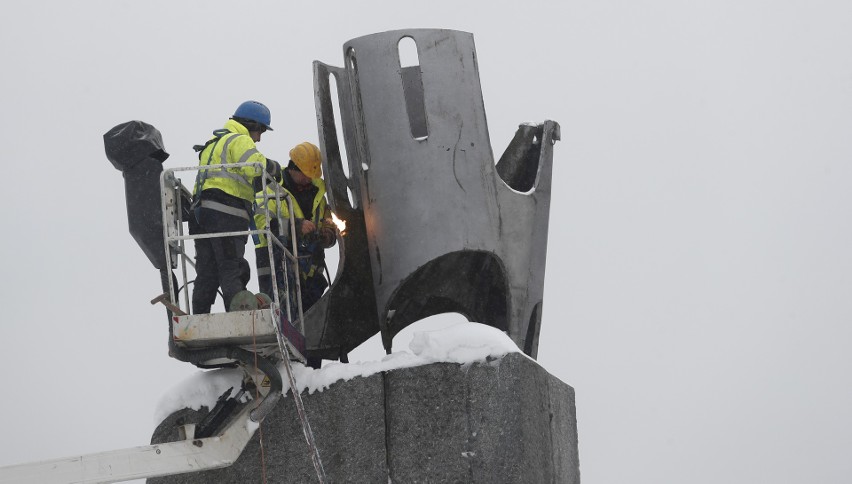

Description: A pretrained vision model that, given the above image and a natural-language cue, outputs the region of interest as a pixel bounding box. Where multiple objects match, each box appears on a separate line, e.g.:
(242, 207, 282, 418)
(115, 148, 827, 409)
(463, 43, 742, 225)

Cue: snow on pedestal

(149, 324, 580, 483)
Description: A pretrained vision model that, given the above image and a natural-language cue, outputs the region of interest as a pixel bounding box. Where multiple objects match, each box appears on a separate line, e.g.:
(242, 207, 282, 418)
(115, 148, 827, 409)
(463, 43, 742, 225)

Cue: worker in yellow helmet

(190, 100, 279, 314)
(254, 141, 337, 312)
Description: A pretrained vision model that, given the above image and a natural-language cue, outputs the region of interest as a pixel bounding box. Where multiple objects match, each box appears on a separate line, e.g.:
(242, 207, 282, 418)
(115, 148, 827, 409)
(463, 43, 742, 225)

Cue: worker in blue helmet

(189, 100, 279, 313)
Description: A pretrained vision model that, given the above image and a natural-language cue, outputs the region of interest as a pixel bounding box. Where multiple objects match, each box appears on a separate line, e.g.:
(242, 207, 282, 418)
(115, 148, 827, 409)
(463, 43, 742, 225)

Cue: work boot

(229, 290, 259, 311)
(255, 292, 272, 309)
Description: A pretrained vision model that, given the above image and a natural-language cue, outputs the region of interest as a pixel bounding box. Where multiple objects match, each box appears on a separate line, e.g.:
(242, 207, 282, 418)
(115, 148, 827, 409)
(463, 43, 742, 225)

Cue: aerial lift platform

(0, 139, 328, 483)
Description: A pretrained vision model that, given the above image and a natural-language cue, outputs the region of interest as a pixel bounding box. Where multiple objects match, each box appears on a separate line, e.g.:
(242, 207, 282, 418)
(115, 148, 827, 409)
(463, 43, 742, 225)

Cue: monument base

(149, 353, 579, 483)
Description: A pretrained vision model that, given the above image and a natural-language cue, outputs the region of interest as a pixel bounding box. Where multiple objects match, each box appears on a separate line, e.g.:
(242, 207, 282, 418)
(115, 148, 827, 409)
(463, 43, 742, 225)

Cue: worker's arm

(252, 159, 282, 192)
(316, 198, 337, 248)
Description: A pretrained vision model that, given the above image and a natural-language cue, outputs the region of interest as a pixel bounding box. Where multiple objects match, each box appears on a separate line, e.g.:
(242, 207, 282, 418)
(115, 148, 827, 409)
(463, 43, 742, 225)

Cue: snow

(154, 368, 244, 425)
(154, 322, 522, 425)
(245, 418, 260, 434)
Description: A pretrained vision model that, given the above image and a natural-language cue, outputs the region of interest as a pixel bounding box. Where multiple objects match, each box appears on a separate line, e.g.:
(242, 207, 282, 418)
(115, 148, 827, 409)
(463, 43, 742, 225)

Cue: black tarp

(104, 120, 171, 270)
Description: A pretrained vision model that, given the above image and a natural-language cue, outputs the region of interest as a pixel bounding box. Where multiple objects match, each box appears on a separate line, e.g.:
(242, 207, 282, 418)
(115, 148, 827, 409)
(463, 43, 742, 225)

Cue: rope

(271, 309, 327, 482)
(251, 311, 269, 484)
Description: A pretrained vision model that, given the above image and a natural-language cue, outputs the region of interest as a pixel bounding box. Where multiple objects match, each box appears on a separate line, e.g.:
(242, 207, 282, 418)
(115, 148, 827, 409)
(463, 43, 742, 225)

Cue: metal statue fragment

(307, 29, 560, 359)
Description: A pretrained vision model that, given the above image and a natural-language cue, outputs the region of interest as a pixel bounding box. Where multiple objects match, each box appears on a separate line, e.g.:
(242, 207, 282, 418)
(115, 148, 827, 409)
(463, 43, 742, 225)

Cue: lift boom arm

(0, 405, 258, 484)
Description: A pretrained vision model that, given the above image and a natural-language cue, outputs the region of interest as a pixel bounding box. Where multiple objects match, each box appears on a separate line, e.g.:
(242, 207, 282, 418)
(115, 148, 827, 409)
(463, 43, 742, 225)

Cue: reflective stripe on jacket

(254, 178, 330, 249)
(196, 119, 267, 203)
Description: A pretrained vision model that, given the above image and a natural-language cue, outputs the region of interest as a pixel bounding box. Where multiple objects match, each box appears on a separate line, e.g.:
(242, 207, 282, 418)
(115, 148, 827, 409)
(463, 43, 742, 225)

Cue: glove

(254, 159, 282, 192)
(266, 159, 282, 181)
(319, 226, 337, 248)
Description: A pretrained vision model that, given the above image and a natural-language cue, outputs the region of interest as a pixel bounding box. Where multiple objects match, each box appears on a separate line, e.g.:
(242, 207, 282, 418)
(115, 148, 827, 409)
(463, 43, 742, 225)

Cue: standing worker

(254, 141, 337, 313)
(191, 100, 278, 314)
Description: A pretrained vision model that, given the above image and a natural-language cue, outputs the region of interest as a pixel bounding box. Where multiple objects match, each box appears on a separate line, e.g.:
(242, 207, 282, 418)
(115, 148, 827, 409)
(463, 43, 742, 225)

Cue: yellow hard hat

(289, 142, 322, 179)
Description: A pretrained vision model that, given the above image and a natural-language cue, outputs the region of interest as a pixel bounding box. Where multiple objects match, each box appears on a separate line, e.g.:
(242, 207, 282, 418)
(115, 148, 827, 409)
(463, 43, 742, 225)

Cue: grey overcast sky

(2, 1, 851, 483)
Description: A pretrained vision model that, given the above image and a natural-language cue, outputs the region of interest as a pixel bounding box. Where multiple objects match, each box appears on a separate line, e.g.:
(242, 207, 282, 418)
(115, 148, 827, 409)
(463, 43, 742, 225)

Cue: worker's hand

(319, 226, 337, 248)
(301, 220, 316, 235)
(322, 218, 338, 231)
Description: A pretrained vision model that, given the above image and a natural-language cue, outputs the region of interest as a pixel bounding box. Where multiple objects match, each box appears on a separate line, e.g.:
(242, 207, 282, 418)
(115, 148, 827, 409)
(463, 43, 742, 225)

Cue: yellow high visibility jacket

(254, 178, 332, 249)
(195, 119, 267, 203)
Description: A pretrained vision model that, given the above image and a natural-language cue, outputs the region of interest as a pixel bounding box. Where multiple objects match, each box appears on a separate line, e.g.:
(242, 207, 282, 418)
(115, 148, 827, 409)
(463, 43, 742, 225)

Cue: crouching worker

(190, 100, 278, 314)
(254, 141, 337, 315)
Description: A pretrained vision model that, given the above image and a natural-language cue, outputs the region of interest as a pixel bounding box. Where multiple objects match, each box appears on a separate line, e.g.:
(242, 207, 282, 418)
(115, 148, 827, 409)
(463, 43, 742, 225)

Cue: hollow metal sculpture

(305, 29, 560, 360)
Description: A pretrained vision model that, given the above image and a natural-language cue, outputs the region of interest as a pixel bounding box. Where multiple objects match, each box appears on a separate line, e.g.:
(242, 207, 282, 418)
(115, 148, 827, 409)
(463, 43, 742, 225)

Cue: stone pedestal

(150, 353, 579, 483)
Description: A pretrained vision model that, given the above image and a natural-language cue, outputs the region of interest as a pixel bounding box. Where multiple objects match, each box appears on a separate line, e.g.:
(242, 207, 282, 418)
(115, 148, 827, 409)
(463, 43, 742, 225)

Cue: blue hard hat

(233, 100, 273, 131)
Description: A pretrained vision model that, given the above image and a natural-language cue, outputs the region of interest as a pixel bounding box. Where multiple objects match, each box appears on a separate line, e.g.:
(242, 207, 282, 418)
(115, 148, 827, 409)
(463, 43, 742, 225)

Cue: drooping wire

(271, 307, 327, 482)
(251, 311, 269, 484)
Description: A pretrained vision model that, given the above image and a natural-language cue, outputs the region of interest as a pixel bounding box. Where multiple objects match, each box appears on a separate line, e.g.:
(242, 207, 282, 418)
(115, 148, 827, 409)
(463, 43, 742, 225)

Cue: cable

(252, 311, 269, 484)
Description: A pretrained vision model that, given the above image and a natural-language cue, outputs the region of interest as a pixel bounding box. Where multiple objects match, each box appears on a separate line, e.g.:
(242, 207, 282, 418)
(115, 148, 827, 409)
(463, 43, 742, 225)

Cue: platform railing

(159, 163, 305, 331)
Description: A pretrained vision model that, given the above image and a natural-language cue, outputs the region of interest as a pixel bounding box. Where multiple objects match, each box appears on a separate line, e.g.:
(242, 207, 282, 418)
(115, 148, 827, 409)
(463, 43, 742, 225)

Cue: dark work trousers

(256, 245, 287, 300)
(297, 240, 330, 312)
(191, 206, 249, 314)
(301, 270, 329, 311)
(298, 259, 328, 371)
(257, 244, 302, 318)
